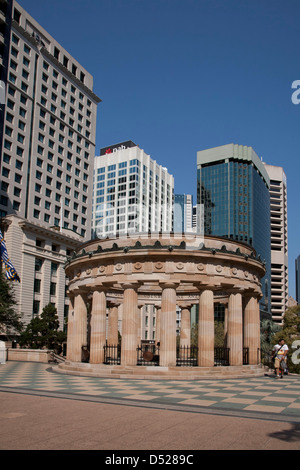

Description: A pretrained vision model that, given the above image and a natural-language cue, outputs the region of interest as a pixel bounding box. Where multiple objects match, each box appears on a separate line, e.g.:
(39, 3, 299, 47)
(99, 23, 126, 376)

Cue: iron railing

(243, 347, 249, 365)
(103, 342, 121, 365)
(214, 347, 230, 366)
(176, 345, 198, 366)
(137, 343, 160, 366)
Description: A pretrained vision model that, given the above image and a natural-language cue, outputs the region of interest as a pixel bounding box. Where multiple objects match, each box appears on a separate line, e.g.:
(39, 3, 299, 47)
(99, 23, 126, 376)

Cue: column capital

(177, 302, 193, 309)
(194, 283, 215, 292)
(121, 281, 141, 290)
(159, 280, 180, 290)
(90, 284, 109, 293)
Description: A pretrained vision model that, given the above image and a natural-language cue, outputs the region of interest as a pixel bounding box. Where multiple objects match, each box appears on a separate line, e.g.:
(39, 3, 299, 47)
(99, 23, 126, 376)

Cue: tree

(260, 318, 281, 365)
(272, 305, 300, 374)
(19, 303, 66, 354)
(0, 269, 23, 338)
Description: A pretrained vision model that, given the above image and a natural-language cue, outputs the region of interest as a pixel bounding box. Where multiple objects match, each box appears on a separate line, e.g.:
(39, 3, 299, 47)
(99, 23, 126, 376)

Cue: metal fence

(103, 342, 121, 365)
(137, 343, 160, 366)
(214, 347, 230, 366)
(243, 347, 249, 365)
(176, 345, 198, 367)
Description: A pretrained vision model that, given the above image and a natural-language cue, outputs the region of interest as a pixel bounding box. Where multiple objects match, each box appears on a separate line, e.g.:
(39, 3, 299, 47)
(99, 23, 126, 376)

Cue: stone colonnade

(67, 283, 261, 368)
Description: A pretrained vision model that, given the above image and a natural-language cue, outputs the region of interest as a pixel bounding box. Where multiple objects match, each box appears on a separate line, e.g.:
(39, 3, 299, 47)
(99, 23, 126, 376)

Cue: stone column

(180, 305, 191, 348)
(155, 307, 161, 345)
(198, 290, 214, 367)
(66, 292, 74, 361)
(244, 295, 260, 365)
(160, 282, 178, 367)
(107, 304, 119, 345)
(70, 290, 87, 362)
(224, 305, 228, 346)
(89, 288, 107, 364)
(121, 283, 139, 366)
(137, 304, 143, 346)
(227, 291, 243, 366)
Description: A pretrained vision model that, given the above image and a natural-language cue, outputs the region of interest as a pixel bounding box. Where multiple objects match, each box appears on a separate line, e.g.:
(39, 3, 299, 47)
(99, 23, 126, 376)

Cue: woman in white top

(272, 339, 288, 378)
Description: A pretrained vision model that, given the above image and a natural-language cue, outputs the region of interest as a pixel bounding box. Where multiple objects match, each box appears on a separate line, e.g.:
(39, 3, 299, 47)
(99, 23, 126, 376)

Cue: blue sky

(18, 0, 300, 298)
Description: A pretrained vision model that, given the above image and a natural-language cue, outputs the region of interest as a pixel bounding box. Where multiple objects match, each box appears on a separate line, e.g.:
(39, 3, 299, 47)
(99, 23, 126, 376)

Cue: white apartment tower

(264, 163, 289, 323)
(92, 141, 174, 238)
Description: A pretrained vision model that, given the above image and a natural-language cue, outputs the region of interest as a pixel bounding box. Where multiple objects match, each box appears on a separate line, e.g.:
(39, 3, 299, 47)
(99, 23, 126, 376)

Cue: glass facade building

(197, 144, 271, 316)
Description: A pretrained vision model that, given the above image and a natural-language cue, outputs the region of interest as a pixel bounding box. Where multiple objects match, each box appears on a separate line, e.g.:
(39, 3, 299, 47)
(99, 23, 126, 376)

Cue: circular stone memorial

(58, 233, 266, 379)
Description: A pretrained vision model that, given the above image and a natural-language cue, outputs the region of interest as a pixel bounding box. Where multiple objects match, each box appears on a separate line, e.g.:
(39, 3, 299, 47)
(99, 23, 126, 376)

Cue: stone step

(55, 362, 267, 380)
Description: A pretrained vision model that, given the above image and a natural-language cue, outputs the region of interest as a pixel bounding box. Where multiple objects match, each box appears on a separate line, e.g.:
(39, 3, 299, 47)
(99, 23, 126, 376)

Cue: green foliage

(19, 303, 66, 354)
(260, 318, 281, 366)
(190, 321, 225, 347)
(272, 305, 300, 374)
(0, 269, 23, 337)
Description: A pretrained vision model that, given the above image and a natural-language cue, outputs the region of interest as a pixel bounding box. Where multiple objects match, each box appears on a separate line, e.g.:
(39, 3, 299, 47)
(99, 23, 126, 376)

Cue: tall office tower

(0, 1, 100, 328)
(197, 143, 271, 317)
(174, 194, 193, 232)
(0, 1, 101, 238)
(263, 164, 288, 323)
(92, 141, 174, 238)
(296, 255, 300, 305)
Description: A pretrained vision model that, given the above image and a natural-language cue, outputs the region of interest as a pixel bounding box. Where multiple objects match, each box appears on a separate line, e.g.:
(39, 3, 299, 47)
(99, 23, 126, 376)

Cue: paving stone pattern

(1, 361, 300, 418)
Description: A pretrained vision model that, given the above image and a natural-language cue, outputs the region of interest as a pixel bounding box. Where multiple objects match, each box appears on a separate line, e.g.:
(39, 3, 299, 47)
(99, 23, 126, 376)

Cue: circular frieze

(176, 262, 184, 270)
(86, 268, 91, 275)
(99, 266, 105, 273)
(134, 262, 142, 270)
(244, 271, 249, 278)
(155, 262, 163, 270)
(232, 268, 238, 275)
(216, 265, 222, 273)
(115, 263, 123, 271)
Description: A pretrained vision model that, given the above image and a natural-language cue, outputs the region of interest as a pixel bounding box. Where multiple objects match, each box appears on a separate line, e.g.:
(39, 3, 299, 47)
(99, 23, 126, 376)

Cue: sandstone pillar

(66, 293, 74, 361)
(180, 306, 191, 348)
(227, 291, 243, 366)
(160, 283, 178, 367)
(121, 283, 139, 366)
(107, 304, 119, 345)
(155, 307, 161, 345)
(244, 295, 260, 365)
(70, 290, 87, 362)
(89, 289, 107, 364)
(198, 289, 214, 367)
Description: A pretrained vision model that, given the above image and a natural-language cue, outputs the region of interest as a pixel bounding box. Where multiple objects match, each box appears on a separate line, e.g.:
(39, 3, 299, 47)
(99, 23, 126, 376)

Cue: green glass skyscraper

(197, 143, 271, 316)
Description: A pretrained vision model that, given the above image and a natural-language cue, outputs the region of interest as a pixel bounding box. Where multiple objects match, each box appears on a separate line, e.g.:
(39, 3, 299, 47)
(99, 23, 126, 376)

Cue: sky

(17, 0, 300, 298)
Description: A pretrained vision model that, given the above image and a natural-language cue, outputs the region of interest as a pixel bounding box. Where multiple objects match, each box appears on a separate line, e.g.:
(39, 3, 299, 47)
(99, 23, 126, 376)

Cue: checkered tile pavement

(1, 361, 300, 418)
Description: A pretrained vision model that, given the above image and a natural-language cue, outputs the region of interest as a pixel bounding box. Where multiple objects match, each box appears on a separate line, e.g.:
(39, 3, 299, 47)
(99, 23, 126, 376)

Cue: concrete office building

(0, 1, 100, 327)
(92, 141, 174, 239)
(197, 143, 271, 318)
(263, 163, 288, 323)
(174, 194, 194, 233)
(0, 1, 101, 237)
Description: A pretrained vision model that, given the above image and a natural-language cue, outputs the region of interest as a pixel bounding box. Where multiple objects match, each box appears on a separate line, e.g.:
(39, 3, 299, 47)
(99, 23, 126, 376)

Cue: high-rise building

(0, 1, 100, 328)
(174, 194, 193, 233)
(92, 141, 174, 238)
(0, 1, 101, 239)
(296, 255, 300, 305)
(197, 143, 271, 317)
(263, 163, 288, 323)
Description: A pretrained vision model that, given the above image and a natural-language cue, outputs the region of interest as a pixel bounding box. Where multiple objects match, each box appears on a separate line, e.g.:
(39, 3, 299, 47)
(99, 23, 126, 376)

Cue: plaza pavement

(0, 361, 300, 451)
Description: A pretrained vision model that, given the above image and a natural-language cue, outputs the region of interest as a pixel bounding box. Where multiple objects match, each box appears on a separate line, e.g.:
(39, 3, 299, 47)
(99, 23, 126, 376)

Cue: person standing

(272, 339, 288, 378)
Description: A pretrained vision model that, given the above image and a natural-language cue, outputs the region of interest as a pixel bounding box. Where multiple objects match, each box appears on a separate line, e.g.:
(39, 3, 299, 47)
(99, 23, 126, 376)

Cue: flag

(0, 229, 20, 282)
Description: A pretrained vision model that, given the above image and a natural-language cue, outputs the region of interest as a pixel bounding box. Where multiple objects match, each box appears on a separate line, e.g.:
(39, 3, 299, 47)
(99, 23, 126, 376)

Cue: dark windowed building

(197, 143, 271, 317)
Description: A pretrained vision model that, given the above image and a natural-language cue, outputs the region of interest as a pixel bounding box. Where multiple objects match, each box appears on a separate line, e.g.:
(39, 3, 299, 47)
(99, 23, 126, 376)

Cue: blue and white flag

(0, 229, 20, 282)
